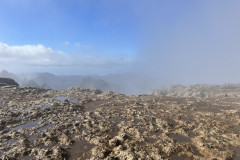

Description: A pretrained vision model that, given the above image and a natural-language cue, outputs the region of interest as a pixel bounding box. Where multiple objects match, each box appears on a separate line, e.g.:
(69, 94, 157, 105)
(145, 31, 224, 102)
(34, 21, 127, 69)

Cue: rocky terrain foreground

(0, 85, 240, 160)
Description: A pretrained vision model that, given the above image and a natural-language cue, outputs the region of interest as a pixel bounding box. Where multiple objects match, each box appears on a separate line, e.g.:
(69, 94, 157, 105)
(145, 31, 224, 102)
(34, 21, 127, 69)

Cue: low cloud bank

(0, 42, 130, 72)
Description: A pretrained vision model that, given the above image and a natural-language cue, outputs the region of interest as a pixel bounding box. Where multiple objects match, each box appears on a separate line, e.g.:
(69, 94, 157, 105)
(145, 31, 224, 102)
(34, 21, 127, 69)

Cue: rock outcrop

(0, 77, 19, 86)
(149, 84, 240, 98)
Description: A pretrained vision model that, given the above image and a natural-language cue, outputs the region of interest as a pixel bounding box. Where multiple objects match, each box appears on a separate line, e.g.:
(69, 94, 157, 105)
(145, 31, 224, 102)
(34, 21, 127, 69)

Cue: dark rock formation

(0, 70, 20, 83)
(0, 77, 19, 86)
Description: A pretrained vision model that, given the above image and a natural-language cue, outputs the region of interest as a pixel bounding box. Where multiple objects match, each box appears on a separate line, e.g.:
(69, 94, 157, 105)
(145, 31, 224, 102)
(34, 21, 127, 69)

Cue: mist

(134, 0, 240, 87)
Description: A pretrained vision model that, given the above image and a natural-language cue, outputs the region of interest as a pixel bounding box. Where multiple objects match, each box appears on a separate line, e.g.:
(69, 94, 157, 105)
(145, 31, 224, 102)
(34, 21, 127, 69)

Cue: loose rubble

(149, 84, 240, 98)
(0, 85, 240, 160)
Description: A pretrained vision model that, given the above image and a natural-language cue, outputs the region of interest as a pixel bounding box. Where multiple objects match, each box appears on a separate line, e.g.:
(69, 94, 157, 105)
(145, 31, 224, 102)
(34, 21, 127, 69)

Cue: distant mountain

(80, 77, 123, 92)
(18, 72, 84, 90)
(0, 70, 20, 83)
(21, 79, 41, 88)
(21, 79, 51, 89)
(100, 73, 150, 94)
(17, 72, 124, 92)
(0, 70, 146, 94)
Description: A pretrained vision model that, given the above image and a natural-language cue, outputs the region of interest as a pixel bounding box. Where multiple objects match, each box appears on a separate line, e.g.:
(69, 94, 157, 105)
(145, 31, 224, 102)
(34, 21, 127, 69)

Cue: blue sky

(0, 0, 240, 85)
(0, 0, 142, 74)
(0, 0, 139, 55)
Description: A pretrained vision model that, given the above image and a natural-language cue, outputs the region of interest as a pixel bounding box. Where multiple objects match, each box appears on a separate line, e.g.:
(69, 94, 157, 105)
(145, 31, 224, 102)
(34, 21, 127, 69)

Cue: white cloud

(75, 42, 81, 47)
(0, 42, 70, 66)
(0, 42, 130, 70)
(75, 42, 93, 49)
(63, 41, 70, 45)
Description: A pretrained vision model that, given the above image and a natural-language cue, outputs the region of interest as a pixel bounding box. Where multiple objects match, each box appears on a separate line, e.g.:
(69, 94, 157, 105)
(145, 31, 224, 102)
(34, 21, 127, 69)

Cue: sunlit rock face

(0, 85, 240, 160)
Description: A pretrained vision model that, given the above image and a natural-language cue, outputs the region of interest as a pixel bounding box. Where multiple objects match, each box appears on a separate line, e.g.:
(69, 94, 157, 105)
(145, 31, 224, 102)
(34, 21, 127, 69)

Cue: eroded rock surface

(0, 86, 240, 159)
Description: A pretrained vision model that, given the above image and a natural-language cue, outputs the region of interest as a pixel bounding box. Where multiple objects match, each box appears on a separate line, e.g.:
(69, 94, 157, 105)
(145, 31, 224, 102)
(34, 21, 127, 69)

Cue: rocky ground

(0, 85, 240, 160)
(149, 84, 240, 98)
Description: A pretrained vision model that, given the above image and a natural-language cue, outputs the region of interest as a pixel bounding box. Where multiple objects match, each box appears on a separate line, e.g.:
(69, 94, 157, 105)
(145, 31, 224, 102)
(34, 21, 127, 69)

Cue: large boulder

(0, 77, 19, 86)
